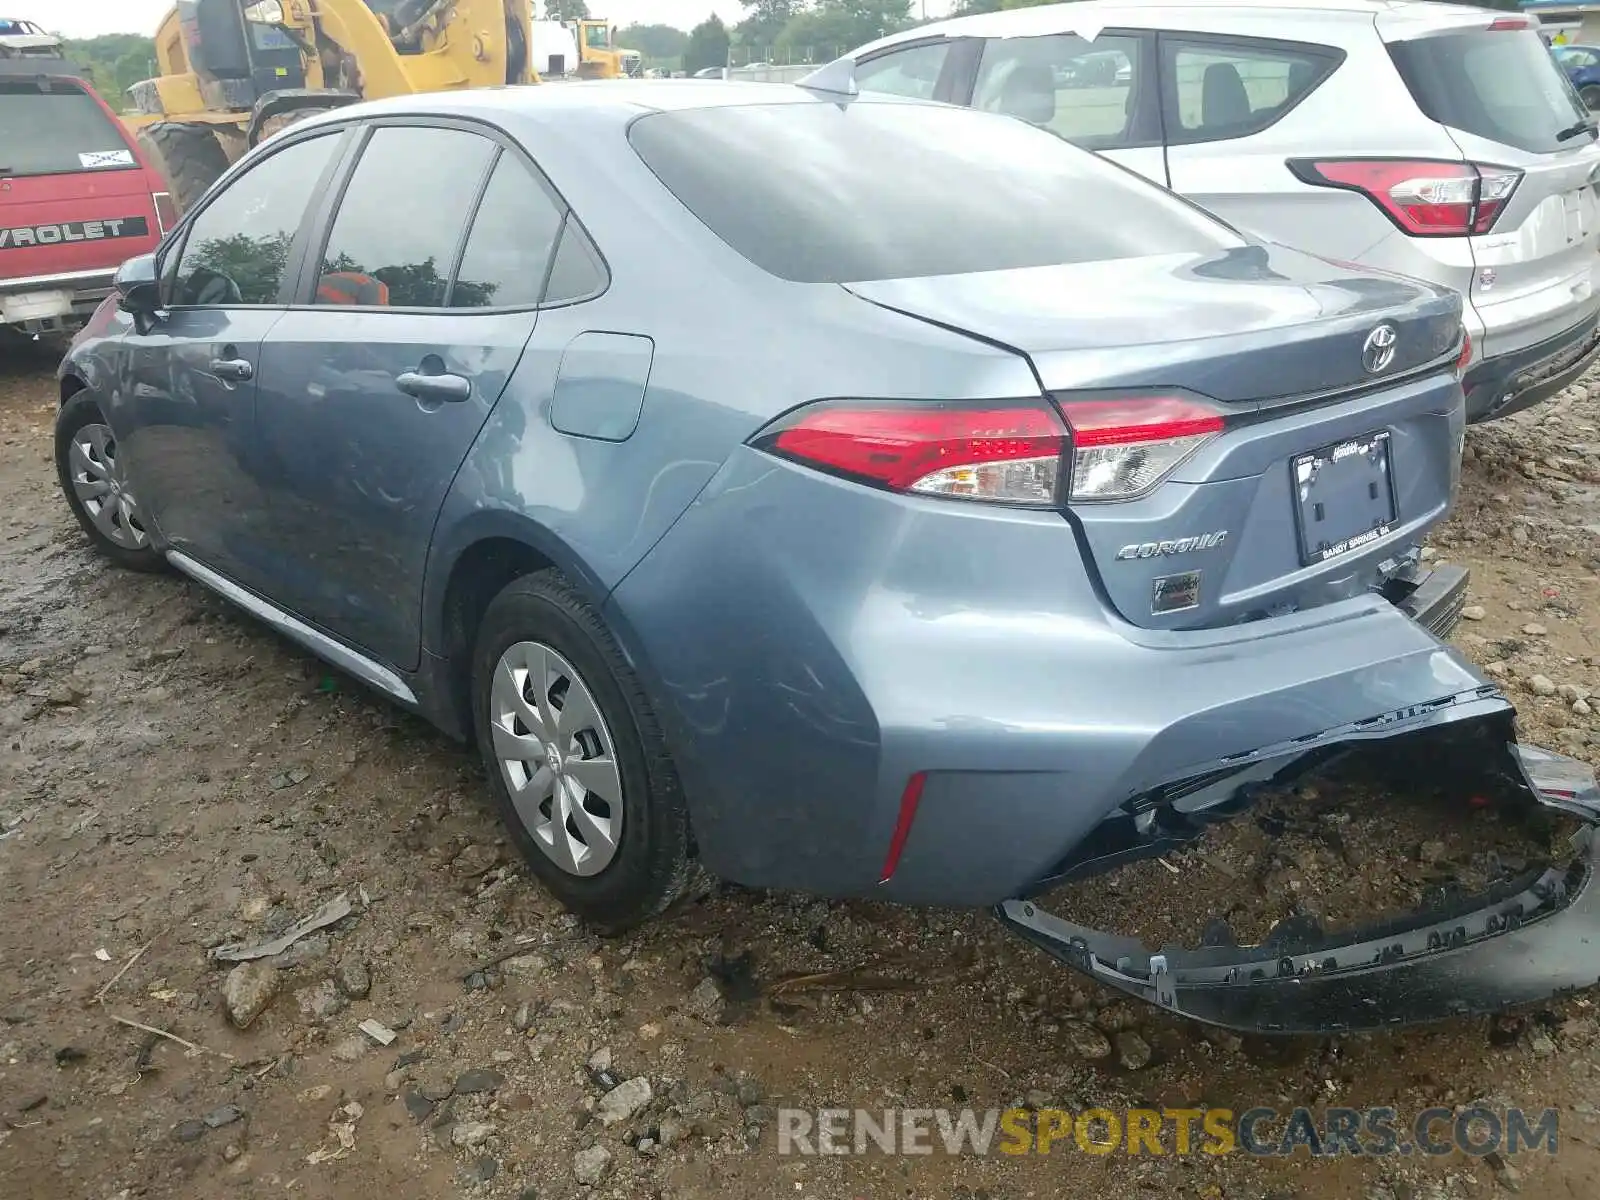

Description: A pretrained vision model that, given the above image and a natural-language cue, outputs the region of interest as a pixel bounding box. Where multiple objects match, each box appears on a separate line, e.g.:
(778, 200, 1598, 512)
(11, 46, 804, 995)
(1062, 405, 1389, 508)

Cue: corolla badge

(1362, 323, 1399, 374)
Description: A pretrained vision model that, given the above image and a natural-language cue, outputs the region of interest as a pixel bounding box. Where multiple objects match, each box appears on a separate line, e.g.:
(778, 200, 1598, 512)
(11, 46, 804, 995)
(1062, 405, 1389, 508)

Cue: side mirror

(114, 253, 161, 316)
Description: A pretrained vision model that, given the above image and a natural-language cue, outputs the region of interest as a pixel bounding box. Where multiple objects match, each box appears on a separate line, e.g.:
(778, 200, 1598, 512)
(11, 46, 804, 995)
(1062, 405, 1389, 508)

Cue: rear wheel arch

(431, 524, 611, 731)
(60, 373, 88, 407)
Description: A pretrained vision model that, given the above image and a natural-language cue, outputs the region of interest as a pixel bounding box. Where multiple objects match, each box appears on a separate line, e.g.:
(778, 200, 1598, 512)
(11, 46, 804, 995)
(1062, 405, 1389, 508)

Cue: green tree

(63, 33, 156, 109)
(734, 0, 804, 55)
(776, 0, 912, 59)
(616, 22, 689, 67)
(543, 0, 591, 20)
(684, 14, 731, 73)
(187, 232, 294, 305)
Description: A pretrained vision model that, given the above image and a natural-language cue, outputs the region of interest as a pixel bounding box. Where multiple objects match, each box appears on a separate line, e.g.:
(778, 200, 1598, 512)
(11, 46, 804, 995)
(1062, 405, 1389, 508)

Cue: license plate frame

(1291, 431, 1397, 567)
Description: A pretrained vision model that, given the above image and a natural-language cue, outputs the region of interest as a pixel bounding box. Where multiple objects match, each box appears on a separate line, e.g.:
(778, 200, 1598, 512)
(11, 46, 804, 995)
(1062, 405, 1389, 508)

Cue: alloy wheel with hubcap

(471, 571, 696, 933)
(67, 422, 149, 550)
(490, 639, 623, 877)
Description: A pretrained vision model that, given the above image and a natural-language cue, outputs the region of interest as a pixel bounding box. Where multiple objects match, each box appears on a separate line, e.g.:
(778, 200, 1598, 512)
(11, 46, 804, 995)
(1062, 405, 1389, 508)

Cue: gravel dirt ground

(6, 340, 1600, 1200)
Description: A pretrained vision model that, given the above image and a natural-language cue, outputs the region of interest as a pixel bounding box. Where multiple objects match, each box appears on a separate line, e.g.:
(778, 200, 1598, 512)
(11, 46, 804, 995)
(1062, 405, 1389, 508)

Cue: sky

(9, 0, 960, 39)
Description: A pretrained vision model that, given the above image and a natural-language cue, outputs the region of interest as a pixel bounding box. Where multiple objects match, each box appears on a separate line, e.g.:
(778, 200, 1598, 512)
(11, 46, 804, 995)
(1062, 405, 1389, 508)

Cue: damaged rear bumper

(997, 744, 1600, 1032)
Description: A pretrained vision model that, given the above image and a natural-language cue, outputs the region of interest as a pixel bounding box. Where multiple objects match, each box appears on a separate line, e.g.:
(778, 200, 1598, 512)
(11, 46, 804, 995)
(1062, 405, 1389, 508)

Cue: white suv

(841, 0, 1600, 421)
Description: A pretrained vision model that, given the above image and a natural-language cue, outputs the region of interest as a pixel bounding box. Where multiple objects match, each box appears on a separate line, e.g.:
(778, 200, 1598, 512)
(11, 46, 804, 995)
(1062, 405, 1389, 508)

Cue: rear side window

(628, 101, 1239, 284)
(1162, 36, 1339, 144)
(0, 79, 138, 177)
(973, 33, 1145, 149)
(314, 125, 495, 309)
(452, 155, 565, 309)
(1389, 28, 1588, 154)
(171, 133, 341, 306)
(856, 42, 951, 100)
(542, 220, 607, 305)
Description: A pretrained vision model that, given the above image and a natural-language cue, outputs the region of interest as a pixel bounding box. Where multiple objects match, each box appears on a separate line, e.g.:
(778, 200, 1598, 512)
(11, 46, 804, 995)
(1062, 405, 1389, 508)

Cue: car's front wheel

(1582, 84, 1600, 111)
(472, 570, 695, 933)
(55, 392, 163, 572)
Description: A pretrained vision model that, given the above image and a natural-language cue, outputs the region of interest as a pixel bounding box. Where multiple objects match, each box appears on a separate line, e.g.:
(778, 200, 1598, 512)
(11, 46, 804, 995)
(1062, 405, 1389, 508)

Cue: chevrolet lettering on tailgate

(0, 217, 150, 249)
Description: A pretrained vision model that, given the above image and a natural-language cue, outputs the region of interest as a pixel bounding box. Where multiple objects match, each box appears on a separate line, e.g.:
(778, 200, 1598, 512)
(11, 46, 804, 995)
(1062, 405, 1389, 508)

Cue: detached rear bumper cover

(998, 744, 1600, 1032)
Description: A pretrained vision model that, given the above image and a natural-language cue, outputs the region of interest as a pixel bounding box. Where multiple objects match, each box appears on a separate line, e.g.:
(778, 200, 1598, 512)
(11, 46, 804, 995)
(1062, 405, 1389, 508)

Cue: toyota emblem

(1362, 323, 1399, 374)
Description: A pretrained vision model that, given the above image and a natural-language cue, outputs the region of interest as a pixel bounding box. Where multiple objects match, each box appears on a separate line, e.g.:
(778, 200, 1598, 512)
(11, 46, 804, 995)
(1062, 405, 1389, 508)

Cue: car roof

(852, 0, 1525, 56)
(318, 78, 913, 128)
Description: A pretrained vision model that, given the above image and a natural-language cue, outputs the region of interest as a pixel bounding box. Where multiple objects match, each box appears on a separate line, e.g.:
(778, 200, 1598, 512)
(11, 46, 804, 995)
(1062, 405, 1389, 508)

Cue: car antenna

(796, 56, 858, 98)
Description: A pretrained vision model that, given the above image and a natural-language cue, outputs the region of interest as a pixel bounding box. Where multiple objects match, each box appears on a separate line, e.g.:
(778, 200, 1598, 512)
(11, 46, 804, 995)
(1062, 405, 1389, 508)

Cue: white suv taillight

(1288, 159, 1522, 237)
(1057, 395, 1224, 501)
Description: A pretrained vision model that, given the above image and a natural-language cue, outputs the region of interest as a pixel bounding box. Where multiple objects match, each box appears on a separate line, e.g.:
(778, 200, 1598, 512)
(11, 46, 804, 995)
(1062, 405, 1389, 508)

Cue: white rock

(450, 1121, 496, 1148)
(1461, 605, 1487, 621)
(1529, 675, 1557, 697)
(596, 1076, 652, 1126)
(573, 1144, 612, 1186)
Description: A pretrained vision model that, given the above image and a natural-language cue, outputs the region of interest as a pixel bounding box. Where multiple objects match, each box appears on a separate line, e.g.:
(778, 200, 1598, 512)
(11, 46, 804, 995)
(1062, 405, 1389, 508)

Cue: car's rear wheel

(472, 570, 694, 933)
(55, 392, 163, 572)
(1582, 84, 1600, 111)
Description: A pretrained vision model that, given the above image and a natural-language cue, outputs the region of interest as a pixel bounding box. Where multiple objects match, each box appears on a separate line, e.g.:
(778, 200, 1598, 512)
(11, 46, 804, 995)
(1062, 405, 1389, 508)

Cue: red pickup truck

(1, 51, 172, 338)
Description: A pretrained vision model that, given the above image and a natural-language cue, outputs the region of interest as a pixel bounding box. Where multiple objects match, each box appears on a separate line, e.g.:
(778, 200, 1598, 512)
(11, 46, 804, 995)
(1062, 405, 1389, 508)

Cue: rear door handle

(396, 370, 472, 404)
(210, 357, 253, 382)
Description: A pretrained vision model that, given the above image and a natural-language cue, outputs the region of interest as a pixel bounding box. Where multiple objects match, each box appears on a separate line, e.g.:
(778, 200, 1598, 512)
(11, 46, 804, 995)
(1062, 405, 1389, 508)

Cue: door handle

(396, 370, 472, 404)
(209, 357, 253, 382)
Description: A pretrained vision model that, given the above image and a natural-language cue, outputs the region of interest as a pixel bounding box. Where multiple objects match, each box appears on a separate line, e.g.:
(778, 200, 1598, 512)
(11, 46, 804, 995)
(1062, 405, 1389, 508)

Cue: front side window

(973, 33, 1143, 149)
(314, 125, 494, 309)
(629, 100, 1239, 284)
(170, 133, 340, 306)
(1163, 36, 1339, 144)
(585, 24, 611, 50)
(856, 42, 951, 100)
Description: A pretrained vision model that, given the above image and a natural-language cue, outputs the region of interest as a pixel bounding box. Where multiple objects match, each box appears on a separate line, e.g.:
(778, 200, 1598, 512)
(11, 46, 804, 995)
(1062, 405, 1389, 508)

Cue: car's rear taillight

(1288, 158, 1521, 237)
(152, 191, 176, 233)
(1457, 327, 1472, 376)
(753, 399, 1067, 506)
(753, 395, 1225, 506)
(1057, 395, 1224, 501)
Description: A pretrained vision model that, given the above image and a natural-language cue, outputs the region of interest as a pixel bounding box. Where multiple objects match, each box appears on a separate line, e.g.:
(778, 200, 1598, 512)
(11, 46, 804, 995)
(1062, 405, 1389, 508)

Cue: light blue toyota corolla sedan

(55, 79, 1600, 1032)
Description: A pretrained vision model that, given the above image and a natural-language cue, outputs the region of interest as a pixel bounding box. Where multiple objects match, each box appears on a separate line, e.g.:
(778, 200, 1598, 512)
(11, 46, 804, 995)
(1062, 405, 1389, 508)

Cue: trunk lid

(843, 243, 1462, 403)
(844, 243, 1466, 633)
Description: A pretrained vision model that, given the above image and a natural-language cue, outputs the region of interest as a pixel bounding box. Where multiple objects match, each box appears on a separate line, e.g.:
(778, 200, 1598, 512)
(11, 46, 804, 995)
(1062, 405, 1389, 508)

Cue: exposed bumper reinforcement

(996, 742, 1600, 1033)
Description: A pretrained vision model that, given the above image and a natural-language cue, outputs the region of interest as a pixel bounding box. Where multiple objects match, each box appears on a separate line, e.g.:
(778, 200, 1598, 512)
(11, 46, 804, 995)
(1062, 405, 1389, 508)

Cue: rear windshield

(1388, 28, 1589, 154)
(627, 100, 1241, 283)
(0, 78, 138, 177)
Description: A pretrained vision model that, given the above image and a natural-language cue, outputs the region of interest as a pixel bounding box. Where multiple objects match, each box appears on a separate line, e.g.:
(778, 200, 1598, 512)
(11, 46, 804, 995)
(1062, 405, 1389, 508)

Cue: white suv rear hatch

(1381, 14, 1600, 359)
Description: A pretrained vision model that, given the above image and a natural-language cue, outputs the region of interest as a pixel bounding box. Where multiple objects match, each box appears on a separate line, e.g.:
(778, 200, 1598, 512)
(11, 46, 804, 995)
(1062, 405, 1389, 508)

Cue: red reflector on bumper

(879, 772, 927, 884)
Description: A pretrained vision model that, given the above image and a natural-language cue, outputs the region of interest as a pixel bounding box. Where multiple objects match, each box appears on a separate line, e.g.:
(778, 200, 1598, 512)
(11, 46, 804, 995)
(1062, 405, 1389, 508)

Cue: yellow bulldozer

(125, 0, 536, 212)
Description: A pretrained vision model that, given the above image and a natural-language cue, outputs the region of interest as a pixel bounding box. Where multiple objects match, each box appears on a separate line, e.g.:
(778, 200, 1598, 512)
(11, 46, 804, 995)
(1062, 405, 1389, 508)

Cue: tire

(256, 107, 333, 144)
(55, 392, 164, 572)
(136, 122, 231, 215)
(472, 570, 694, 933)
(1583, 85, 1600, 112)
